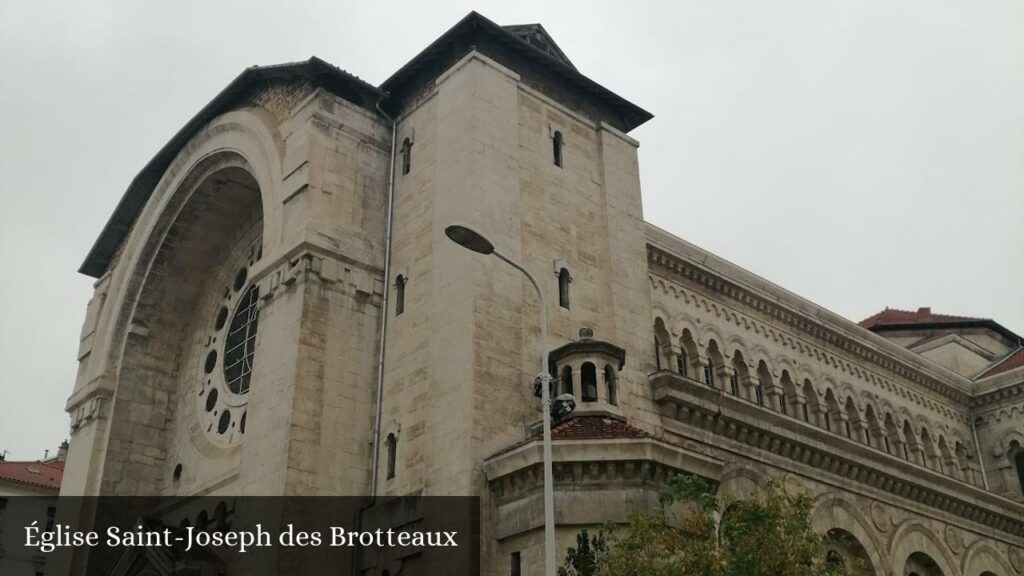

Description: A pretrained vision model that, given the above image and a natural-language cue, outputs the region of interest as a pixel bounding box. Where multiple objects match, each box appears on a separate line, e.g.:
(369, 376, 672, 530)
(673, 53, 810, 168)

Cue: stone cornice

(972, 369, 1024, 411)
(646, 241, 971, 407)
(650, 371, 1024, 540)
(483, 436, 723, 503)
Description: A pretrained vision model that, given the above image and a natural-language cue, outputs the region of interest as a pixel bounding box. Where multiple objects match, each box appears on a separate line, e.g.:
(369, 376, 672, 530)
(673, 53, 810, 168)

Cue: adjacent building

(0, 444, 66, 575)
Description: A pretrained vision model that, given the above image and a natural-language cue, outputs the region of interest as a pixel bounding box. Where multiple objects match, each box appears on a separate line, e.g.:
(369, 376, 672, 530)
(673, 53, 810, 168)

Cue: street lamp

(444, 223, 557, 576)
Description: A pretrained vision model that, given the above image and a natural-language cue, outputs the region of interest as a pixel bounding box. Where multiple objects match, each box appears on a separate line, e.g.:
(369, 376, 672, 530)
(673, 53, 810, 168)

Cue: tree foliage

(565, 474, 869, 576)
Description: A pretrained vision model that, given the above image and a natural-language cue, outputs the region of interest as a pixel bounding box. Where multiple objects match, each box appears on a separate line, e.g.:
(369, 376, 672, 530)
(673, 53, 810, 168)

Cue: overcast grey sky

(1, 1, 1021, 460)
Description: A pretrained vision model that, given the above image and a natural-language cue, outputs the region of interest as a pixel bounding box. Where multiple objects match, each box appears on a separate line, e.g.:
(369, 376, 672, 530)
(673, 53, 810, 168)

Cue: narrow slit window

(386, 433, 397, 479)
(400, 138, 412, 175)
(394, 275, 406, 316)
(511, 552, 521, 576)
(581, 362, 597, 402)
(558, 267, 571, 309)
(552, 130, 563, 167)
(755, 384, 764, 406)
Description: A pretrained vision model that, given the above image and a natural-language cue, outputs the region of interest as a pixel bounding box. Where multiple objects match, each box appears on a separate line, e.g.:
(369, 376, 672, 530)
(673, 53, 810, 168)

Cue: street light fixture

(444, 223, 558, 576)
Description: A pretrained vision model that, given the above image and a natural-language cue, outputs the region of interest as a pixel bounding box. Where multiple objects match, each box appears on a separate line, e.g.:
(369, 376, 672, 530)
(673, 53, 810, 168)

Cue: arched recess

(98, 109, 284, 389)
(802, 379, 823, 427)
(731, 350, 750, 399)
(717, 465, 765, 502)
(889, 521, 960, 576)
(824, 528, 875, 575)
(106, 152, 266, 492)
(679, 328, 701, 377)
(86, 109, 285, 496)
(961, 541, 1013, 576)
(778, 369, 799, 417)
(811, 497, 887, 576)
(705, 339, 726, 389)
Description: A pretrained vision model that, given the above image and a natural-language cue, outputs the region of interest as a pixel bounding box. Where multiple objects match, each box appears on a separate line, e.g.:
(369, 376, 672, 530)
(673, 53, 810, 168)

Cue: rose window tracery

(197, 238, 262, 446)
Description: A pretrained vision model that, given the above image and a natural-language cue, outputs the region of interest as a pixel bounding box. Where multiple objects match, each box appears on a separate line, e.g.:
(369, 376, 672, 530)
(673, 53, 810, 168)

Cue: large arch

(92, 109, 284, 393)
(889, 521, 960, 576)
(103, 154, 266, 493)
(812, 496, 887, 576)
(84, 110, 283, 494)
(961, 541, 1014, 576)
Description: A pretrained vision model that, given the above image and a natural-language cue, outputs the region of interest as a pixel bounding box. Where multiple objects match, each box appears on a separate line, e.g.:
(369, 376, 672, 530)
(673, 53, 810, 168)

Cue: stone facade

(60, 12, 1023, 576)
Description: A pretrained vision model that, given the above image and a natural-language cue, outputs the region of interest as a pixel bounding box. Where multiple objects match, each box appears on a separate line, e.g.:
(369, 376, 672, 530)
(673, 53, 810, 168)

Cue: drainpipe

(970, 412, 990, 490)
(370, 96, 397, 499)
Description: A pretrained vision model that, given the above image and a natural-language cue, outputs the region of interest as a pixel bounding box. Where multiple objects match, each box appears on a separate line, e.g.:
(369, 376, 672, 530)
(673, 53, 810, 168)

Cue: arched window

(756, 360, 773, 407)
(676, 353, 687, 377)
(394, 275, 406, 316)
(654, 336, 662, 370)
(386, 433, 398, 479)
(605, 365, 617, 405)
(561, 365, 573, 396)
(705, 340, 724, 389)
(558, 268, 571, 309)
(581, 362, 597, 402)
(400, 137, 412, 175)
(731, 351, 749, 398)
(552, 130, 563, 167)
(802, 380, 818, 425)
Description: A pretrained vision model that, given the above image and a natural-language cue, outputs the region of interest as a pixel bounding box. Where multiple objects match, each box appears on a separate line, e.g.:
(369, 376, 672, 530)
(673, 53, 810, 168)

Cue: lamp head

(445, 224, 494, 255)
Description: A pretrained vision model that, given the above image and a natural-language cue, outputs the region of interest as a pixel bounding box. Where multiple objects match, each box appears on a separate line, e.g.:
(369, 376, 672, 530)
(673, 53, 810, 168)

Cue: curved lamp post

(444, 224, 556, 576)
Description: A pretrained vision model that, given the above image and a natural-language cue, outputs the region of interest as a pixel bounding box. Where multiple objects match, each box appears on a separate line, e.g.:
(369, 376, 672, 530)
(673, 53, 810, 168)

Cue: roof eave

(79, 58, 385, 279)
(379, 11, 652, 132)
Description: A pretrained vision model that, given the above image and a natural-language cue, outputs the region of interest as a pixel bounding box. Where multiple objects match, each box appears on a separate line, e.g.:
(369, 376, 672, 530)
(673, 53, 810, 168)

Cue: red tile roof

(858, 307, 987, 330)
(981, 347, 1024, 378)
(548, 415, 651, 441)
(494, 415, 651, 456)
(0, 458, 64, 491)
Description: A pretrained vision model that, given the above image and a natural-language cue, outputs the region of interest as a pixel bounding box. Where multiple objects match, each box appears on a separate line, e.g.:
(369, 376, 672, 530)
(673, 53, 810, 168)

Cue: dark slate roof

(79, 58, 385, 278)
(379, 11, 652, 133)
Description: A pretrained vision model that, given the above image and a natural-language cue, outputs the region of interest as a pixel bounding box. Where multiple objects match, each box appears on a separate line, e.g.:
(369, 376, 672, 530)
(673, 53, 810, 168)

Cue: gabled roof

(79, 58, 385, 278)
(980, 347, 1024, 378)
(859, 307, 1022, 343)
(380, 11, 651, 132)
(502, 23, 576, 69)
(0, 458, 64, 491)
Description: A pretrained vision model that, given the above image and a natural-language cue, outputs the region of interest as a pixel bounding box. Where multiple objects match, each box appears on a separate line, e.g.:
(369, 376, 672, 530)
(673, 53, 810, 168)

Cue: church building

(60, 12, 1024, 576)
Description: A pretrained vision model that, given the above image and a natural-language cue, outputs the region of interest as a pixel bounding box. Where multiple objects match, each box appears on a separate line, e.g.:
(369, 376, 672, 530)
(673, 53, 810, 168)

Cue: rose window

(197, 239, 261, 446)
